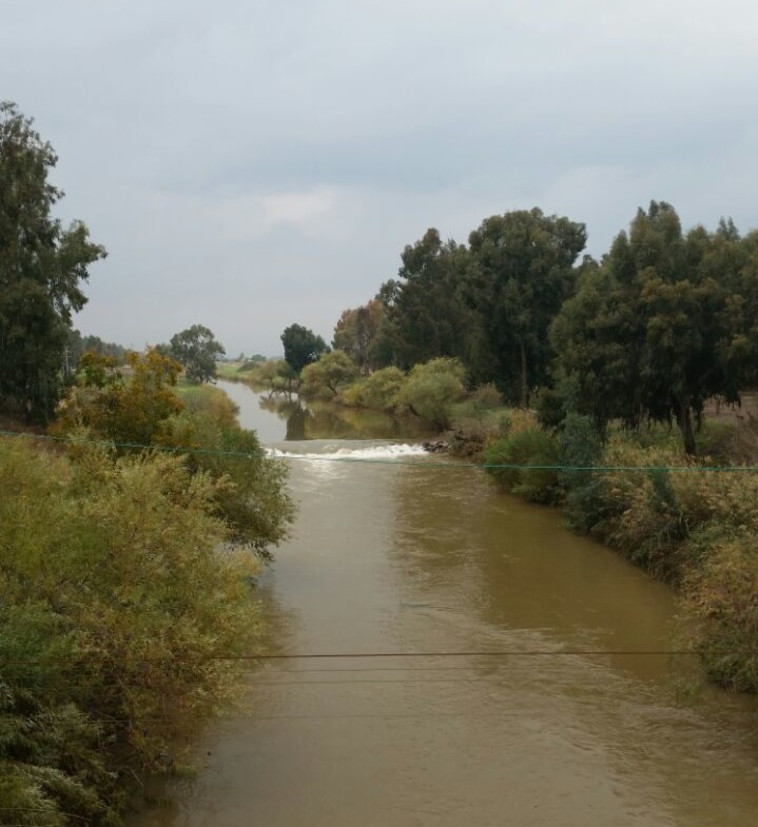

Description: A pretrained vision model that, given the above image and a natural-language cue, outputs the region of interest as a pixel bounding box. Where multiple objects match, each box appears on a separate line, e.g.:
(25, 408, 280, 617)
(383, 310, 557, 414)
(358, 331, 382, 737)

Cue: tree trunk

(519, 341, 528, 409)
(678, 405, 697, 456)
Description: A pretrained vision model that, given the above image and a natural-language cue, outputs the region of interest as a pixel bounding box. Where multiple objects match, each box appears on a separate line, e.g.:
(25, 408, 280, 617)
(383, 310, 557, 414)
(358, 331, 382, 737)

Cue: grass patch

(215, 361, 249, 381)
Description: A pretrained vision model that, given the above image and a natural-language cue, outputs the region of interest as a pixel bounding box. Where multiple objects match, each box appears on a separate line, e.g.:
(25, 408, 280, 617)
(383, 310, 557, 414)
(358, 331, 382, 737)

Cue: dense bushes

(484, 415, 758, 693)
(339, 366, 406, 411)
(299, 350, 359, 400)
(0, 438, 268, 824)
(325, 356, 468, 432)
(167, 386, 293, 555)
(0, 354, 294, 823)
(483, 412, 561, 504)
(54, 351, 293, 556)
(393, 358, 466, 430)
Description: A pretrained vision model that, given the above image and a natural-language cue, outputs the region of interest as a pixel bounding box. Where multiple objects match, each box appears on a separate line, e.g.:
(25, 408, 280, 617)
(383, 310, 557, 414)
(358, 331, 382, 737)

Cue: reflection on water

(131, 398, 758, 827)
(217, 380, 430, 443)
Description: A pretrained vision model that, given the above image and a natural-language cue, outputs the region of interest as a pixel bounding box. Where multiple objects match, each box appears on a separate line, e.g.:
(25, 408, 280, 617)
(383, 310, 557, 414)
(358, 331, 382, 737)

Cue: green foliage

(558, 413, 604, 531)
(378, 229, 472, 370)
(53, 349, 183, 448)
(332, 300, 385, 374)
(551, 201, 757, 454)
(684, 534, 758, 691)
(166, 387, 293, 556)
(0, 437, 270, 823)
(483, 424, 561, 504)
(0, 101, 106, 422)
(280, 323, 328, 375)
(465, 383, 503, 413)
(54, 351, 293, 557)
(169, 324, 226, 383)
(534, 387, 566, 431)
(244, 358, 296, 391)
(300, 350, 360, 400)
(448, 384, 504, 434)
(174, 381, 240, 426)
(394, 357, 466, 431)
(66, 330, 126, 375)
(466, 209, 587, 406)
(0, 597, 123, 826)
(339, 366, 407, 411)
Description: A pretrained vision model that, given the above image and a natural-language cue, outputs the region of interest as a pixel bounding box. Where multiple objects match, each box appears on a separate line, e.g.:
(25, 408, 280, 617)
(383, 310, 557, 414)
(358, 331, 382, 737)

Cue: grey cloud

(3, 0, 758, 355)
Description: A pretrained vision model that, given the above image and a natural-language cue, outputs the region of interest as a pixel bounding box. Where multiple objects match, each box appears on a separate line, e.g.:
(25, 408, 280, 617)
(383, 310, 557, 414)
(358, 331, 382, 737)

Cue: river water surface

(133, 381, 758, 826)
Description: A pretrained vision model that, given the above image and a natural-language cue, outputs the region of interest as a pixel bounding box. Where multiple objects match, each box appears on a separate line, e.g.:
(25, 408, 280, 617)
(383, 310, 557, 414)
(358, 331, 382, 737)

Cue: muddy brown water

(132, 383, 758, 826)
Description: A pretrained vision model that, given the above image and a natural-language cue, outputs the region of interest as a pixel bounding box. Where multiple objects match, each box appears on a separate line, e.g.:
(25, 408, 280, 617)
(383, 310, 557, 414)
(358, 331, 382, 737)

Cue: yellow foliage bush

(0, 437, 266, 823)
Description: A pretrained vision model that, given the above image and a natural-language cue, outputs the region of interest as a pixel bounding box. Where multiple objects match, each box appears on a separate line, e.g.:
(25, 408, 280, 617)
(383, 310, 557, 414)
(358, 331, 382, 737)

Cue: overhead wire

(2, 412, 754, 822)
(0, 649, 723, 671)
(0, 426, 745, 674)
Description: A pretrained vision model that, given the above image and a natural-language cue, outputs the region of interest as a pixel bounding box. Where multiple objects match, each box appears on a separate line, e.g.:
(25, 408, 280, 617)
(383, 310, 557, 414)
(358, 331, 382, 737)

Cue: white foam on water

(265, 443, 429, 462)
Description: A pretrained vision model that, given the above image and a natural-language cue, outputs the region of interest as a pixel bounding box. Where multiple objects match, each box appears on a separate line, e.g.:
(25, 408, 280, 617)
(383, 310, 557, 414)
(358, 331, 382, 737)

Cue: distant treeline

(66, 329, 126, 366)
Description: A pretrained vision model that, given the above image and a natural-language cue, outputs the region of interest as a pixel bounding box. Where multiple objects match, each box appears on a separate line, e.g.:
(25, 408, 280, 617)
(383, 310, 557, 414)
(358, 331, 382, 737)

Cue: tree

(250, 358, 296, 392)
(549, 260, 631, 434)
(332, 299, 385, 374)
(465, 209, 587, 406)
(0, 101, 106, 421)
(551, 202, 755, 455)
(54, 349, 183, 448)
(170, 324, 225, 383)
(280, 323, 328, 375)
(300, 350, 360, 399)
(340, 366, 407, 411)
(66, 328, 125, 375)
(394, 357, 466, 431)
(379, 229, 472, 370)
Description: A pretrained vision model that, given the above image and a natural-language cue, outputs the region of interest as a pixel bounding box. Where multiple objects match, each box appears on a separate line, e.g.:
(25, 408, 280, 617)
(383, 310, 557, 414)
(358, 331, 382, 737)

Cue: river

(132, 381, 758, 826)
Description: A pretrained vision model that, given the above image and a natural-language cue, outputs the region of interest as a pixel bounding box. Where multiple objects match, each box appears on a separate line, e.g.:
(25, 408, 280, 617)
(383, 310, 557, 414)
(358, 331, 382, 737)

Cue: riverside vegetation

(229, 346, 758, 696)
(228, 201, 758, 696)
(0, 100, 292, 826)
(1, 355, 293, 826)
(4, 98, 758, 824)
(483, 408, 758, 692)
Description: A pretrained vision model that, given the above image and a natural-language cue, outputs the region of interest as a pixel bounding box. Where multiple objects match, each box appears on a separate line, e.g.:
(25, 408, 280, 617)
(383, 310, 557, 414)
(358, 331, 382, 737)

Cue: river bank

(217, 377, 758, 694)
(0, 363, 294, 827)
(463, 408, 758, 693)
(130, 385, 758, 826)
(220, 372, 758, 694)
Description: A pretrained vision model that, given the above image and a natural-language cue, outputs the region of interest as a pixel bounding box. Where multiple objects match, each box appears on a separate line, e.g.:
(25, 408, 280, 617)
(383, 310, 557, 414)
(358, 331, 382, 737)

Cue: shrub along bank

(0, 353, 293, 825)
(482, 412, 758, 693)
(0, 439, 266, 825)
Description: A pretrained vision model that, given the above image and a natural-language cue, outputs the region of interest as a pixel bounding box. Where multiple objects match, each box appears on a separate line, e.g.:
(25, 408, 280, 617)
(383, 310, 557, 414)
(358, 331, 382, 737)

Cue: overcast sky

(3, 0, 758, 355)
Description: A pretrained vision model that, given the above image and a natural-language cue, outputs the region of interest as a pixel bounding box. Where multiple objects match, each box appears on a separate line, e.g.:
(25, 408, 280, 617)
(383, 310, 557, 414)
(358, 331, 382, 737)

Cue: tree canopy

(55, 349, 183, 448)
(394, 357, 467, 431)
(300, 349, 360, 399)
(378, 228, 471, 370)
(465, 208, 587, 406)
(281, 323, 328, 374)
(332, 299, 386, 374)
(0, 101, 106, 421)
(170, 324, 225, 383)
(551, 201, 757, 454)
